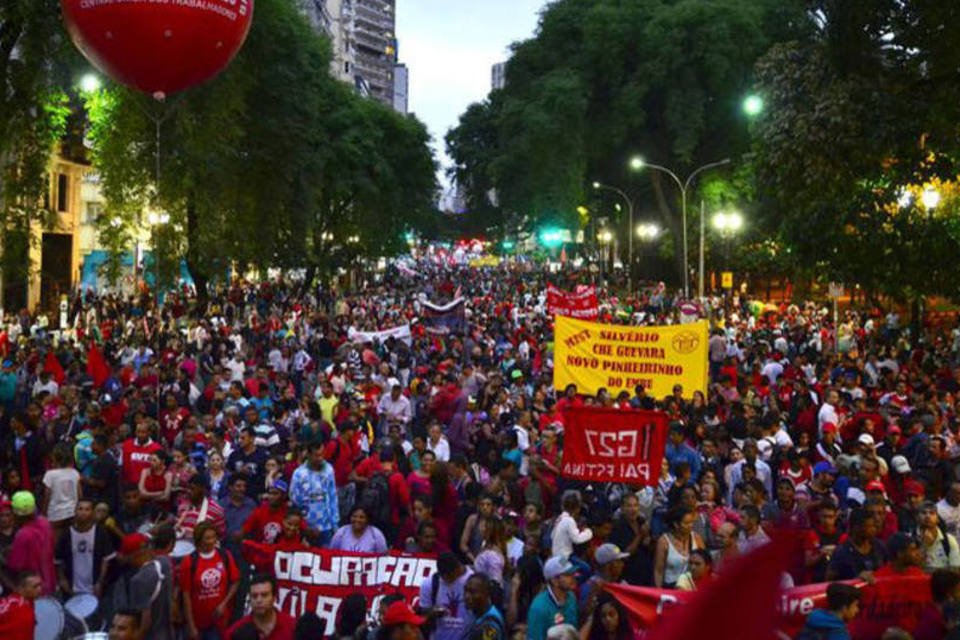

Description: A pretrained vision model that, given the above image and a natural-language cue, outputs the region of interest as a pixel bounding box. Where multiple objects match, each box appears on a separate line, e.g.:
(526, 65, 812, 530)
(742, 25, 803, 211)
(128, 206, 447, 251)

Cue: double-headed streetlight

(628, 156, 731, 299)
(712, 210, 744, 268)
(592, 182, 636, 292)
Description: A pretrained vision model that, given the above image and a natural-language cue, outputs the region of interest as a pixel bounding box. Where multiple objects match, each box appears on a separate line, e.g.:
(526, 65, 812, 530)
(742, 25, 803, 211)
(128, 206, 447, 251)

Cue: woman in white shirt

(42, 444, 81, 533)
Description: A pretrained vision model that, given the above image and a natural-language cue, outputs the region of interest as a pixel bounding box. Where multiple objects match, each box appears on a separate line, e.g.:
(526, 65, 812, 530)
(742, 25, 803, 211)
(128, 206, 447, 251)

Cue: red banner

(547, 284, 599, 320)
(246, 544, 437, 636)
(605, 573, 931, 639)
(560, 407, 668, 485)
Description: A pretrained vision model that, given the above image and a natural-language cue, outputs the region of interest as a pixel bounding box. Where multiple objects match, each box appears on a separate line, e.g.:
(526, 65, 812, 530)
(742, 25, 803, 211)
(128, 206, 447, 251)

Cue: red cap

(904, 480, 925, 497)
(382, 601, 425, 627)
(822, 423, 838, 434)
(865, 480, 885, 492)
(119, 533, 150, 556)
(887, 426, 902, 435)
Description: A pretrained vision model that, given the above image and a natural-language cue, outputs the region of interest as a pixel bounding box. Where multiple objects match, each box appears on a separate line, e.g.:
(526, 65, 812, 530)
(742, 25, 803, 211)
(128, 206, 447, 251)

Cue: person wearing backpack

(352, 446, 410, 543)
(180, 521, 241, 640)
(464, 573, 506, 640)
(796, 582, 861, 640)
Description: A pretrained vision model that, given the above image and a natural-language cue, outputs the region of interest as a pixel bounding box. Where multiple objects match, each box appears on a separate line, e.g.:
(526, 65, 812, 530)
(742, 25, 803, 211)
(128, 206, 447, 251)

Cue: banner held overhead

(553, 317, 708, 398)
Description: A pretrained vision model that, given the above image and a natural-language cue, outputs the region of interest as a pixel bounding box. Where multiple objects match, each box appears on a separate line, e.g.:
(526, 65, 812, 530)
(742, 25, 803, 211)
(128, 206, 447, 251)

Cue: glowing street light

(742, 94, 764, 117)
(922, 187, 941, 211)
(628, 155, 731, 298)
(712, 211, 744, 233)
(79, 73, 101, 93)
(636, 223, 660, 240)
(597, 230, 613, 244)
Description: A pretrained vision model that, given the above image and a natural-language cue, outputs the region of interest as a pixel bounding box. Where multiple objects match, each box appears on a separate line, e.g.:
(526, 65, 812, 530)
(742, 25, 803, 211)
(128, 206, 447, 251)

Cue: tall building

(491, 62, 506, 91)
(297, 0, 398, 108)
(348, 0, 397, 106)
(393, 63, 408, 114)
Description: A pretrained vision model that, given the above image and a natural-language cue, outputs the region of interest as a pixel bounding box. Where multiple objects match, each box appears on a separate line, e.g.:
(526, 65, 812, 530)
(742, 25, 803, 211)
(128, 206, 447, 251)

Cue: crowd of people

(0, 260, 960, 640)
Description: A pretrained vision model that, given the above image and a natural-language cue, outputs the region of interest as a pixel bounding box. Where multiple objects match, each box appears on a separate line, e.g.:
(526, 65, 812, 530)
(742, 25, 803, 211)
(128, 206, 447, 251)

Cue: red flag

(637, 533, 798, 640)
(43, 351, 65, 385)
(87, 343, 110, 387)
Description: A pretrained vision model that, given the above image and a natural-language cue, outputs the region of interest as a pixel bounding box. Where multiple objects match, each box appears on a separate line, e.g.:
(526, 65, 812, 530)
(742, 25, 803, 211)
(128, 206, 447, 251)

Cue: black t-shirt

(88, 452, 118, 510)
(828, 538, 887, 580)
(227, 447, 268, 497)
(609, 517, 652, 585)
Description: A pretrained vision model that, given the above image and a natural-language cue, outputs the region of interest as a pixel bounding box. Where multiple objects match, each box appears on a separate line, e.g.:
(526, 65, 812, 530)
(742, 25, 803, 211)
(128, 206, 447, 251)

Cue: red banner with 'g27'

(560, 406, 668, 485)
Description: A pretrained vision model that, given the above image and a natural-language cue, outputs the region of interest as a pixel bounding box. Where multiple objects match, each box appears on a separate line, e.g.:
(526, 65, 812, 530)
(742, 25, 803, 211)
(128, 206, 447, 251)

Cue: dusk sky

(395, 0, 549, 181)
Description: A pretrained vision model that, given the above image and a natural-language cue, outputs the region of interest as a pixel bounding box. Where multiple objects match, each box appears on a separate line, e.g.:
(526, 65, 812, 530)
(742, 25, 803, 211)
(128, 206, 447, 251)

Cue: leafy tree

(447, 0, 809, 287)
(0, 0, 78, 305)
(751, 2, 960, 301)
(84, 0, 436, 306)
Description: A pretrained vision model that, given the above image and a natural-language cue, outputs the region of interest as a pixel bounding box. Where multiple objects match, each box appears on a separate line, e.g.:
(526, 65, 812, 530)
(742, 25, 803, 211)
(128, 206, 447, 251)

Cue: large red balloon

(61, 0, 254, 98)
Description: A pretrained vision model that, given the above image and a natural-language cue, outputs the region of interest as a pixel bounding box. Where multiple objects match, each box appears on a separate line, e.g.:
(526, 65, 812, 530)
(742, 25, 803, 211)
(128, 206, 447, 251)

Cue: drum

(65, 594, 100, 634)
(172, 539, 195, 558)
(70, 634, 109, 640)
(33, 597, 64, 640)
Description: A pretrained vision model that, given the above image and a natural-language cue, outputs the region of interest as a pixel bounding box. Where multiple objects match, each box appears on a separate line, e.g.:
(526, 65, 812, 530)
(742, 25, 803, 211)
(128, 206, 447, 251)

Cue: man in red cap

(380, 600, 426, 640)
(226, 573, 295, 640)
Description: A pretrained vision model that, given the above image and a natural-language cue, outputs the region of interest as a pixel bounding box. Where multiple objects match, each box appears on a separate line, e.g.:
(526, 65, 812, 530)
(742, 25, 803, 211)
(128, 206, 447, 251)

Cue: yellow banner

(468, 256, 500, 268)
(553, 317, 708, 398)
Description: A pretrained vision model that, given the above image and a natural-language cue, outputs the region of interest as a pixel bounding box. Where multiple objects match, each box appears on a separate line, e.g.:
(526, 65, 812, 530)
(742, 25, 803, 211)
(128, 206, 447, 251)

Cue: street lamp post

(711, 210, 744, 268)
(629, 156, 731, 299)
(597, 229, 613, 286)
(635, 223, 660, 280)
(592, 182, 635, 294)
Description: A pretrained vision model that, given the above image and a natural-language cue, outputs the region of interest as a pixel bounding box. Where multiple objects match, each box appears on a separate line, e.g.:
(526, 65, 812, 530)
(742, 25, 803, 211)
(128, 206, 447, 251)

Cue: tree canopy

(447, 0, 809, 283)
(2, 0, 438, 305)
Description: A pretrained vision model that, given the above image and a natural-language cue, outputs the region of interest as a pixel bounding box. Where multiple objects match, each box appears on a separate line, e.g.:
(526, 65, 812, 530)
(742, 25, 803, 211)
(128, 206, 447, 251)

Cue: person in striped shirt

(176, 475, 226, 541)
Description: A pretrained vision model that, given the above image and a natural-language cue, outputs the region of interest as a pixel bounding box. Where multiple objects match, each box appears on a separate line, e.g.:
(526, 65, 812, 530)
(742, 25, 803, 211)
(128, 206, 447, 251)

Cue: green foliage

(81, 0, 437, 295)
(447, 0, 809, 285)
(0, 0, 79, 290)
(750, 2, 960, 300)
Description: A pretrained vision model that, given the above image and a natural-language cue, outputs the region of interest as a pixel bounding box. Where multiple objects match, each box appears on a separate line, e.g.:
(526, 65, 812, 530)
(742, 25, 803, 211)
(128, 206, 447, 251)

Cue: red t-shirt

(323, 437, 359, 486)
(227, 611, 296, 640)
(0, 595, 34, 640)
(243, 503, 297, 544)
(121, 438, 163, 485)
(180, 550, 241, 631)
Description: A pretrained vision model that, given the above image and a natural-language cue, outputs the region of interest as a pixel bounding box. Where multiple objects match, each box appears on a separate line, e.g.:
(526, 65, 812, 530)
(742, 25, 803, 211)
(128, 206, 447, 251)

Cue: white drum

(64, 594, 99, 634)
(70, 634, 109, 640)
(33, 597, 64, 640)
(172, 539, 195, 558)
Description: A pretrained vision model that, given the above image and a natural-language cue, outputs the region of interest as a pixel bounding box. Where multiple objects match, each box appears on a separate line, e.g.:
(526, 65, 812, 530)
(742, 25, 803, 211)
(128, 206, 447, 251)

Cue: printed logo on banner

(671, 331, 700, 354)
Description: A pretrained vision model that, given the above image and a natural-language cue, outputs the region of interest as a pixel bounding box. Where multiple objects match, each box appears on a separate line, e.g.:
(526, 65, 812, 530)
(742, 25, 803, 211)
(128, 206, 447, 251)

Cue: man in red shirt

(243, 480, 296, 544)
(226, 574, 295, 640)
(324, 422, 359, 486)
(0, 570, 42, 640)
(121, 422, 163, 486)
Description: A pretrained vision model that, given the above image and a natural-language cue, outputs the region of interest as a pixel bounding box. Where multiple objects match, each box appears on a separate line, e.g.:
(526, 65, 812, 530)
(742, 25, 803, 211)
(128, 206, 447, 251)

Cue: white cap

(891, 455, 911, 474)
(857, 433, 875, 447)
(543, 555, 576, 580)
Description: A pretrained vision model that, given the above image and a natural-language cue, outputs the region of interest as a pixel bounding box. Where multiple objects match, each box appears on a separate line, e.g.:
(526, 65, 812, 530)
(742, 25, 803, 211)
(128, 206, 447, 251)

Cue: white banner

(347, 324, 412, 345)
